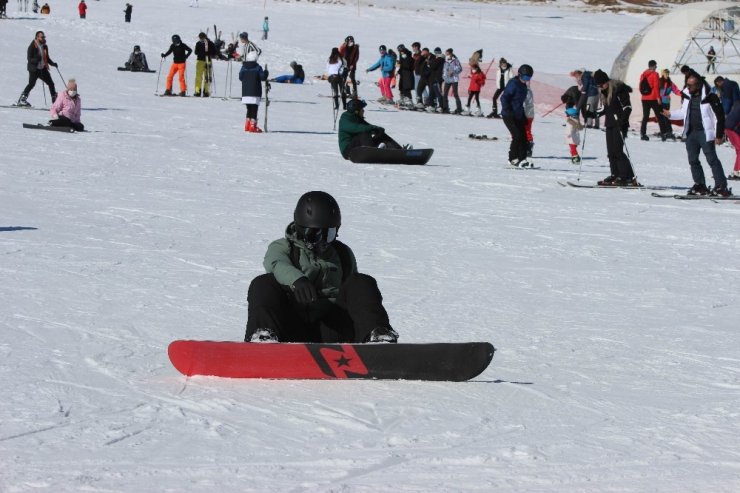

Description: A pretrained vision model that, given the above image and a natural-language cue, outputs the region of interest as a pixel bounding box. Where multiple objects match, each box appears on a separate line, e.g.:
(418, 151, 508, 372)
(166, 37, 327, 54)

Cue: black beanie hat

(593, 69, 610, 86)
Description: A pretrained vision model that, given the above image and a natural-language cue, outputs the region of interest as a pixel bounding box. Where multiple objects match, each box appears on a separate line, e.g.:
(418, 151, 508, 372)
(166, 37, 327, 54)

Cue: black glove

(50, 62, 58, 68)
(161, 53, 166, 58)
(374, 127, 385, 134)
(583, 110, 597, 119)
(291, 277, 317, 304)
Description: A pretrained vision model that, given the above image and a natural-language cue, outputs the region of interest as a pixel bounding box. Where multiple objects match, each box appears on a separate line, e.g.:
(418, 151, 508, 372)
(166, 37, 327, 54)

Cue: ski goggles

(298, 226, 337, 245)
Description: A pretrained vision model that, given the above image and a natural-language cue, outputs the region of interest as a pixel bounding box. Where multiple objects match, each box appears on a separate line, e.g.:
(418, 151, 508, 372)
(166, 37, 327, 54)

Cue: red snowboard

(168, 340, 495, 381)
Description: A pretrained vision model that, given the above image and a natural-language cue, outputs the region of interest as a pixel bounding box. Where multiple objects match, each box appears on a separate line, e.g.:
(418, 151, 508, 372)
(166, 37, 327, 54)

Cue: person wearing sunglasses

(244, 191, 398, 344)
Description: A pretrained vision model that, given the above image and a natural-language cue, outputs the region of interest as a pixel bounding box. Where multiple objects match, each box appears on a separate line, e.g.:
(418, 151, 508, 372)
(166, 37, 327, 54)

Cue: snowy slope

(1, 1, 739, 491)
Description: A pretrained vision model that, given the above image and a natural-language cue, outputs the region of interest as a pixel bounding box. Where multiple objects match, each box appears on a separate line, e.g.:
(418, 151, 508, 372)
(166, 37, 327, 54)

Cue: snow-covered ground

(1, 1, 739, 491)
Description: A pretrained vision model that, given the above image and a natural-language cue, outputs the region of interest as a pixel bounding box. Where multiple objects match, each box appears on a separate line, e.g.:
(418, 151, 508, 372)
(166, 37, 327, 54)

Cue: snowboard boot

(163, 89, 173, 96)
(509, 158, 521, 167)
(365, 326, 399, 343)
(16, 93, 31, 107)
(687, 183, 710, 196)
(249, 328, 278, 343)
(728, 171, 740, 181)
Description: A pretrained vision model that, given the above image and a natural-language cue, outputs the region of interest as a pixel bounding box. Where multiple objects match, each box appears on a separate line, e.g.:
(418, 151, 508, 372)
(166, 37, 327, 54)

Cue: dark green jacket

(263, 223, 358, 320)
(337, 111, 381, 157)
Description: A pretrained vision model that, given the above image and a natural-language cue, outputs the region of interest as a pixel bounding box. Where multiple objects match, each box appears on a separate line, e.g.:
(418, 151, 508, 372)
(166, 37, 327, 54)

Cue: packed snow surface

(1, 0, 739, 491)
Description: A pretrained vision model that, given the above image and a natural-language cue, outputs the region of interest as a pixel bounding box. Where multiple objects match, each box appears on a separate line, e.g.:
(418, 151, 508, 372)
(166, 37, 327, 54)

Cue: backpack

(639, 75, 652, 96)
(289, 240, 353, 282)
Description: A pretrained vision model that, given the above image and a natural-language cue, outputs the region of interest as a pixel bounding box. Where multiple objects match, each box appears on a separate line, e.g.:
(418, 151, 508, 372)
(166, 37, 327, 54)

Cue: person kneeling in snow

(239, 50, 268, 133)
(49, 79, 84, 132)
(244, 191, 398, 344)
(337, 98, 409, 160)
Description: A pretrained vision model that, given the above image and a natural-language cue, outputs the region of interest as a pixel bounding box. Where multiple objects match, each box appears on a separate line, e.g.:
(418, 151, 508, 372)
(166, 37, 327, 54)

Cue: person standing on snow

(524, 82, 535, 157)
(17, 31, 57, 107)
(244, 191, 399, 344)
(49, 79, 84, 132)
(77, 0, 86, 18)
(488, 57, 512, 118)
(161, 34, 192, 96)
(663, 74, 730, 196)
(239, 50, 268, 133)
(564, 106, 582, 164)
(441, 48, 463, 114)
(500, 64, 534, 168)
(571, 68, 600, 128)
(123, 3, 132, 22)
(339, 35, 359, 98)
(261, 17, 269, 40)
(639, 60, 671, 141)
(724, 100, 740, 181)
(395, 44, 415, 108)
(327, 47, 347, 111)
(713, 76, 740, 116)
(194, 32, 215, 97)
(464, 63, 485, 116)
(586, 70, 638, 187)
(238, 32, 261, 62)
(366, 45, 395, 104)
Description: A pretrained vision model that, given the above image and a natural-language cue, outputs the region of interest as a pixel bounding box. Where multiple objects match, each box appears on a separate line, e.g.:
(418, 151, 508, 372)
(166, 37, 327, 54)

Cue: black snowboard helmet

(133, 45, 140, 52)
(379, 44, 387, 53)
(345, 35, 354, 44)
(518, 64, 534, 78)
(172, 34, 181, 44)
(294, 192, 341, 252)
(294, 191, 341, 229)
(346, 98, 367, 114)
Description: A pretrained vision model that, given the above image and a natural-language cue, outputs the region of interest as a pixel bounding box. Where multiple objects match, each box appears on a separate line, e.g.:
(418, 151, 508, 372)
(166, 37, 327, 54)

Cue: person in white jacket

(487, 58, 512, 118)
(664, 74, 731, 196)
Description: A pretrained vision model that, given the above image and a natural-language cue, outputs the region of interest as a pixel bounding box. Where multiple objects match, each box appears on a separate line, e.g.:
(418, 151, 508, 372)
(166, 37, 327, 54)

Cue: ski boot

(710, 186, 733, 197)
(687, 183, 710, 196)
(16, 93, 31, 107)
(571, 155, 581, 165)
(727, 171, 740, 181)
(365, 326, 399, 343)
(597, 175, 617, 186)
(163, 89, 173, 96)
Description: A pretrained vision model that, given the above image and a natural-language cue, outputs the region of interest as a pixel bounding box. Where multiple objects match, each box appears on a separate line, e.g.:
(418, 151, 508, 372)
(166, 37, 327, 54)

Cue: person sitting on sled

(244, 191, 399, 344)
(337, 98, 411, 160)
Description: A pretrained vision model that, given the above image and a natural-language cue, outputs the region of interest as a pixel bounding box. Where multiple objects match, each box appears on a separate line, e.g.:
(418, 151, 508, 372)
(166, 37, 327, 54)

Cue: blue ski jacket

(367, 54, 395, 78)
(500, 77, 528, 119)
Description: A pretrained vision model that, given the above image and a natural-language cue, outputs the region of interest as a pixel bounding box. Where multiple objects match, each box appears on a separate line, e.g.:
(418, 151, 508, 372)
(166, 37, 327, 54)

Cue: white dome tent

(610, 1, 739, 122)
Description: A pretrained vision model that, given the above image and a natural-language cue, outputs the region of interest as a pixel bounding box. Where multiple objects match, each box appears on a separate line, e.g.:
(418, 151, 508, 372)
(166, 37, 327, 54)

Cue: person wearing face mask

(339, 35, 360, 98)
(488, 57, 512, 118)
(49, 79, 84, 132)
(395, 44, 415, 108)
(244, 191, 398, 344)
(663, 74, 731, 196)
(161, 34, 192, 96)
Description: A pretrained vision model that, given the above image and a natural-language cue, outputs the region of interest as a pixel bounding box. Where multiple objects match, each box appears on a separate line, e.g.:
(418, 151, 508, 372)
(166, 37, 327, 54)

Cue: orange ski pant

(166, 63, 187, 92)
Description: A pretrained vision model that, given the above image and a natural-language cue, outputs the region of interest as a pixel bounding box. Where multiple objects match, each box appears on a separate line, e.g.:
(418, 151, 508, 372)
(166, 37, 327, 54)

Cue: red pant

(378, 76, 393, 100)
(166, 63, 187, 92)
(726, 129, 740, 172)
(525, 117, 534, 142)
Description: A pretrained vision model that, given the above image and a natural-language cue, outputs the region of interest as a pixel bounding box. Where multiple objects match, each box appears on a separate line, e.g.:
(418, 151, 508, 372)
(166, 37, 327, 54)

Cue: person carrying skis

(442, 48, 463, 114)
(586, 69, 639, 186)
(49, 79, 84, 132)
(488, 57, 512, 118)
(123, 3, 132, 23)
(338, 35, 359, 98)
(663, 74, 730, 196)
(366, 45, 395, 103)
(17, 31, 57, 107)
(124, 45, 149, 71)
(327, 47, 347, 111)
(244, 190, 398, 344)
(161, 34, 192, 96)
(239, 50, 268, 133)
(500, 64, 534, 168)
(337, 99, 408, 160)
(194, 32, 215, 97)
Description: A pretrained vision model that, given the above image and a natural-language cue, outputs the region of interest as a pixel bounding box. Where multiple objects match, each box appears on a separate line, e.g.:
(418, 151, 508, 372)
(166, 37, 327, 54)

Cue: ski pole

(42, 83, 47, 106)
(155, 57, 164, 95)
(576, 104, 590, 182)
(541, 101, 564, 118)
(54, 65, 65, 85)
(620, 125, 639, 181)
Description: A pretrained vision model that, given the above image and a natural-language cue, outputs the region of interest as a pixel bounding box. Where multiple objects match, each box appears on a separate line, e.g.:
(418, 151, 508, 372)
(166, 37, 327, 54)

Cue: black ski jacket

(429, 56, 444, 84)
(162, 43, 192, 64)
(195, 38, 215, 61)
(601, 82, 633, 129)
(27, 41, 55, 72)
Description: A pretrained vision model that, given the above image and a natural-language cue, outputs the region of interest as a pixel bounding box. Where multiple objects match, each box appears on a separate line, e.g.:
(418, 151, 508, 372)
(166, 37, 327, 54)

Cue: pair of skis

(561, 181, 737, 200)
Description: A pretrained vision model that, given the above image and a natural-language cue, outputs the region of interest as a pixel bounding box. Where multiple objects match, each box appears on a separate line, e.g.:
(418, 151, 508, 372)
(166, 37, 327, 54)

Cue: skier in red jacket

(464, 63, 486, 116)
(639, 60, 671, 141)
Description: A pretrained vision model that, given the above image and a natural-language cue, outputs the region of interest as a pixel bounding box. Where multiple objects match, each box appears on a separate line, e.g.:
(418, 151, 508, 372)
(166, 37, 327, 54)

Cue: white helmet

(246, 51, 258, 62)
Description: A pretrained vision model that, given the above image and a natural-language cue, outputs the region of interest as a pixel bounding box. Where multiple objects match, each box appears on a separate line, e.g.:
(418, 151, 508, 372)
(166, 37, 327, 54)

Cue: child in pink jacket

(50, 79, 84, 131)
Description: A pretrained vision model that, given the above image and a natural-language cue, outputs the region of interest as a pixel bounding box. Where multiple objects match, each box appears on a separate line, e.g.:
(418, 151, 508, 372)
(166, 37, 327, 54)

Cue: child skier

(239, 51, 268, 133)
(565, 106, 583, 164)
(464, 63, 486, 116)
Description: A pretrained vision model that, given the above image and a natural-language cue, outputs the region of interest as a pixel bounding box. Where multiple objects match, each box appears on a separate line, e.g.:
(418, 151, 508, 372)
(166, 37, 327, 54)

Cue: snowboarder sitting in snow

(124, 45, 149, 72)
(244, 191, 399, 344)
(49, 79, 84, 132)
(337, 98, 407, 160)
(271, 61, 305, 84)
